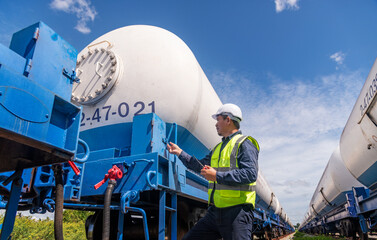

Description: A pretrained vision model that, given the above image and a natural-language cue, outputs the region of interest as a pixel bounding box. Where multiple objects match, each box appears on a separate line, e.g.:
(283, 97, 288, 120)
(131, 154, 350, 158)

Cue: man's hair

(221, 115, 240, 129)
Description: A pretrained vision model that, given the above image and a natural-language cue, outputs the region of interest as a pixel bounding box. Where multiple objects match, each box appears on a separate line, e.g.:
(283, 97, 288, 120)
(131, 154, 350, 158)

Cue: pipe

(103, 179, 116, 240)
(54, 164, 64, 240)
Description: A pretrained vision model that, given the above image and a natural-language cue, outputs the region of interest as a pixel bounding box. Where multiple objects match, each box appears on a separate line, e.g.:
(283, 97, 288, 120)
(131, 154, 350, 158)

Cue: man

(167, 103, 259, 240)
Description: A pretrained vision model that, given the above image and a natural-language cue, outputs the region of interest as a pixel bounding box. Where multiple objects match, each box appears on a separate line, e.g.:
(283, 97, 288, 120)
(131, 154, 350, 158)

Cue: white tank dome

(72, 25, 222, 148)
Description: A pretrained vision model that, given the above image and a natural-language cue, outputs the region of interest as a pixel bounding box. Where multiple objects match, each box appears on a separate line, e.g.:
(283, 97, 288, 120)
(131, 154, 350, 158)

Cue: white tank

(340, 57, 377, 190)
(255, 170, 280, 213)
(72, 25, 222, 149)
(255, 171, 290, 221)
(309, 146, 365, 216)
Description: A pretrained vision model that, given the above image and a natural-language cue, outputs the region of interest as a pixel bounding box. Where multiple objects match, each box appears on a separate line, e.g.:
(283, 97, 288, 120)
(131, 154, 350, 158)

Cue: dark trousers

(182, 205, 254, 240)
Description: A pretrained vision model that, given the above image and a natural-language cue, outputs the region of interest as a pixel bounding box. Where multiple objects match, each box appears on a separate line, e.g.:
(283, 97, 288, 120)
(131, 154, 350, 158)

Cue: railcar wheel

(264, 229, 272, 240)
(357, 224, 369, 240)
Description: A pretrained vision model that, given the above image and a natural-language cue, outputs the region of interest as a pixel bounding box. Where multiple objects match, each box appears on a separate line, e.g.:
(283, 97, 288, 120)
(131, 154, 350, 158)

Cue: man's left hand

(201, 165, 217, 181)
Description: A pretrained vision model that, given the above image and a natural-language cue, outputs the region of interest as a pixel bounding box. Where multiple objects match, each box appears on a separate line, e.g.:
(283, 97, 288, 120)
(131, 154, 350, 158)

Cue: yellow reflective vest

(208, 134, 259, 208)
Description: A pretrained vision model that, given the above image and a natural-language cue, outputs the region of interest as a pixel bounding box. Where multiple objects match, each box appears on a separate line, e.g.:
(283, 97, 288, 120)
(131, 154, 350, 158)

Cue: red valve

(68, 161, 80, 175)
(94, 165, 123, 190)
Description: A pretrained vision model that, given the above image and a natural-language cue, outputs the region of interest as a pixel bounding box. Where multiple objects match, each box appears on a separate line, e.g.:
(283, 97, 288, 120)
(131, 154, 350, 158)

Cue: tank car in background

(300, 58, 377, 239)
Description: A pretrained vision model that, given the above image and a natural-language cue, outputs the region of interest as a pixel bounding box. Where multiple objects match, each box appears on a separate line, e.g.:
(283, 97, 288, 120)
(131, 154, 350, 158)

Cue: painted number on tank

(118, 102, 130, 117)
(80, 101, 156, 126)
(360, 73, 377, 116)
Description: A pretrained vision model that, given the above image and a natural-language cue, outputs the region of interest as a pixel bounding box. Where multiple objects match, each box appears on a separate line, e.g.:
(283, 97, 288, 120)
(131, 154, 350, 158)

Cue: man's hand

(201, 165, 217, 181)
(167, 142, 183, 156)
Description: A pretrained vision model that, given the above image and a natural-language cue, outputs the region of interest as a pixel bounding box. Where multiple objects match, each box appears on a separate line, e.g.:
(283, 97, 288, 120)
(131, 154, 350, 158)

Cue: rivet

(88, 50, 93, 55)
(87, 94, 93, 100)
(101, 48, 105, 52)
(80, 97, 86, 102)
(109, 54, 115, 59)
(95, 89, 102, 95)
(45, 114, 49, 118)
(81, 55, 85, 60)
(110, 67, 115, 73)
(102, 83, 108, 89)
(107, 76, 112, 82)
(111, 60, 116, 66)
(95, 48, 99, 53)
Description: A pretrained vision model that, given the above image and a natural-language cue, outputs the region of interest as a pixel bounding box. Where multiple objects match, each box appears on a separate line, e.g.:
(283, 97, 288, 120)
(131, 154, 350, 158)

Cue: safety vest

(209, 134, 259, 208)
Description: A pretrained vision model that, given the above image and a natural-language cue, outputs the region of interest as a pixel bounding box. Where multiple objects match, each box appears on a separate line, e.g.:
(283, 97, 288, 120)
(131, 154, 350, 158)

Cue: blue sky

(2, 0, 377, 224)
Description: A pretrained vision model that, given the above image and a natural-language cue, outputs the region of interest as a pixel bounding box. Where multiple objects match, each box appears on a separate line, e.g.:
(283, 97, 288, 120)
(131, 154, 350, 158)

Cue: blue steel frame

(1, 111, 294, 239)
(0, 22, 81, 240)
(301, 186, 377, 236)
(0, 21, 81, 171)
(61, 113, 208, 240)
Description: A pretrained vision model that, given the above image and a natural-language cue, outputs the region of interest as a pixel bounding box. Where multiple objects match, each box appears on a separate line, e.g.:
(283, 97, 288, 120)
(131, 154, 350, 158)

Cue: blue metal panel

(131, 113, 166, 155)
(0, 65, 53, 136)
(0, 21, 81, 173)
(10, 22, 77, 100)
(79, 123, 133, 154)
(80, 152, 159, 197)
(0, 44, 25, 75)
(172, 124, 210, 159)
(47, 96, 81, 151)
(359, 192, 377, 213)
(9, 22, 40, 59)
(358, 160, 377, 190)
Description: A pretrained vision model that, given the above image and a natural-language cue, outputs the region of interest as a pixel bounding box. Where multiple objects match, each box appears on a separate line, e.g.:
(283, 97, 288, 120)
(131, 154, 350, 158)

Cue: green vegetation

(0, 210, 93, 240)
(293, 231, 345, 240)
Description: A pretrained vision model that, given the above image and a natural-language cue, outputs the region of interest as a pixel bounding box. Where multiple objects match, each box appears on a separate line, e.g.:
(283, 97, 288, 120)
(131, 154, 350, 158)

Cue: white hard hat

(212, 103, 242, 122)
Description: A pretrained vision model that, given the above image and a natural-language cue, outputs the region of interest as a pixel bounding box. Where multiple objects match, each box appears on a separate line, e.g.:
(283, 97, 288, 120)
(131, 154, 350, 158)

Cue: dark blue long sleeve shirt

(178, 130, 259, 185)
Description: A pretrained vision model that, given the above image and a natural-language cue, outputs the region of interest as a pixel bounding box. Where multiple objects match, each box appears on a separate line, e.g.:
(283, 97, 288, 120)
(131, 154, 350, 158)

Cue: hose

(103, 179, 116, 240)
(54, 164, 64, 240)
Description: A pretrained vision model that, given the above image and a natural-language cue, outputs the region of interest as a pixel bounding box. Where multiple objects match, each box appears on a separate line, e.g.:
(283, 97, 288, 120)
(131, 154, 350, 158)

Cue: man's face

(215, 115, 229, 137)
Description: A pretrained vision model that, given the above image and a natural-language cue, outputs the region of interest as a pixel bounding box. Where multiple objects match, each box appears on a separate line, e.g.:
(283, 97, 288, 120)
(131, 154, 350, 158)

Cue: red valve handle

(68, 161, 80, 175)
(94, 176, 108, 190)
(94, 165, 123, 190)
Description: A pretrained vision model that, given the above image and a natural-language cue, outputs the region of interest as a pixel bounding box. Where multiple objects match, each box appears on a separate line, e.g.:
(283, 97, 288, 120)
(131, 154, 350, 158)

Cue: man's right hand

(167, 142, 183, 156)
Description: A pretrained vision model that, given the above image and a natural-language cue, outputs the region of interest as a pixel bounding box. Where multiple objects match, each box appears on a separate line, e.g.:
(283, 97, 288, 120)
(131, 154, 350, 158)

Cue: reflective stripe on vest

(208, 182, 256, 192)
(208, 134, 258, 208)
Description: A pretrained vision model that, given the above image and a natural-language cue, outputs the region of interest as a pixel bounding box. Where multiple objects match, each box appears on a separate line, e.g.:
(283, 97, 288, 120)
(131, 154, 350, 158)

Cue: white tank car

(309, 146, 365, 216)
(281, 208, 288, 222)
(303, 207, 316, 226)
(72, 25, 287, 221)
(340, 57, 377, 190)
(255, 170, 280, 213)
(255, 171, 290, 222)
(72, 25, 222, 149)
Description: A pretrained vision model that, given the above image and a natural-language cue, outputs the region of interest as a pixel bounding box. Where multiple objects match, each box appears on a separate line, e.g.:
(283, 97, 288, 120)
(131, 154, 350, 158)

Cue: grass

(0, 210, 93, 240)
(293, 231, 346, 240)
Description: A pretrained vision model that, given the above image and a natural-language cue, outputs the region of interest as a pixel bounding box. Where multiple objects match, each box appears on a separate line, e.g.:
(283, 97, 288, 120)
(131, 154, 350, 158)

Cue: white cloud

(50, 0, 97, 34)
(275, 0, 300, 13)
(210, 69, 365, 224)
(330, 51, 346, 69)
